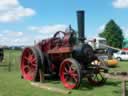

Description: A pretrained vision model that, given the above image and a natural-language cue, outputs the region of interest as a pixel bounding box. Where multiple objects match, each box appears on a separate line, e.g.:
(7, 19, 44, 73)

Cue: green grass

(0, 50, 128, 96)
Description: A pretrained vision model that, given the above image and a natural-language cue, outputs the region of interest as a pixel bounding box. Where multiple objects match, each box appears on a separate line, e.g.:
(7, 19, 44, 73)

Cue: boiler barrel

(77, 10, 85, 42)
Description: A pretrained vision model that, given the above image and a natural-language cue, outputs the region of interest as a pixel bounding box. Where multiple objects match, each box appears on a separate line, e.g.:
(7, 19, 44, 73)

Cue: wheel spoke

(72, 73, 78, 78)
(27, 54, 37, 67)
(31, 64, 37, 67)
(96, 74, 100, 81)
(73, 77, 78, 83)
(29, 54, 34, 61)
(64, 67, 68, 73)
(24, 65, 30, 73)
(72, 73, 78, 83)
(69, 66, 72, 71)
(69, 65, 78, 83)
(93, 74, 98, 81)
(31, 58, 36, 63)
(30, 60, 37, 67)
(69, 66, 74, 73)
(99, 73, 103, 79)
(24, 56, 29, 61)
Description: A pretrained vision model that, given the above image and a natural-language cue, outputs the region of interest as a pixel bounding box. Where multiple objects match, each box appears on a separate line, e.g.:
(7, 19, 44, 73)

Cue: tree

(99, 19, 124, 48)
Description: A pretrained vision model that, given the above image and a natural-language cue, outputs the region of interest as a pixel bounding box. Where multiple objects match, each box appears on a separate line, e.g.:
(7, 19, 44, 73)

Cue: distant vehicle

(113, 51, 128, 61)
(88, 37, 107, 50)
(98, 55, 118, 67)
(106, 48, 118, 55)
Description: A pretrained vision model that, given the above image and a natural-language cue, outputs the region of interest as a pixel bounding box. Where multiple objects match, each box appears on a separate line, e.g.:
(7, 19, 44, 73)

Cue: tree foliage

(99, 19, 124, 48)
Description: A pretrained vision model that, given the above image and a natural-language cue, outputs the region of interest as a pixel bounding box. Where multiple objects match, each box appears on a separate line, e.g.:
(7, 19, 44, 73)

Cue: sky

(0, 0, 128, 46)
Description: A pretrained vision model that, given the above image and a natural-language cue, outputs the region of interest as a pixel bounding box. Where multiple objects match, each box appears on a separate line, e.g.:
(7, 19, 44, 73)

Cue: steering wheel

(52, 31, 65, 46)
(53, 31, 65, 39)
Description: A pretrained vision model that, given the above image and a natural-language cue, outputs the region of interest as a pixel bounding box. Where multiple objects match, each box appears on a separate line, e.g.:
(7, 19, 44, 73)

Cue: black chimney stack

(77, 10, 85, 43)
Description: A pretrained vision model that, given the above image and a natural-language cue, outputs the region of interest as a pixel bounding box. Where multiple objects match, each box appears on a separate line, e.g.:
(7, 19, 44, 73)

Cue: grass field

(0, 50, 128, 96)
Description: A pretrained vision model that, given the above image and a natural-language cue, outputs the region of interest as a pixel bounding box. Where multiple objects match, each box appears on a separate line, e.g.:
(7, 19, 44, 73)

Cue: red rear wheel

(21, 47, 39, 81)
(60, 58, 81, 89)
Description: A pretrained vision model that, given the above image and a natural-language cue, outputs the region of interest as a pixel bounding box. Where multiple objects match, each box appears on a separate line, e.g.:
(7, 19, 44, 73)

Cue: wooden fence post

(8, 50, 11, 72)
(122, 80, 126, 96)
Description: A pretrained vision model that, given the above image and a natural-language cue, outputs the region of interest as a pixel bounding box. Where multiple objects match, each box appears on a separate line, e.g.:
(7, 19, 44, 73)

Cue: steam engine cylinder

(72, 44, 96, 65)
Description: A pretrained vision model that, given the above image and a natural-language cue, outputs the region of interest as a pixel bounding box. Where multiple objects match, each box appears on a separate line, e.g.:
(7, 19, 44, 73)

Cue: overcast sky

(0, 0, 128, 46)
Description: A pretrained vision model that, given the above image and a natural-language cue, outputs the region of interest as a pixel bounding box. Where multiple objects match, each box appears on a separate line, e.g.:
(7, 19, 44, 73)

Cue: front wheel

(87, 69, 106, 86)
(88, 60, 107, 86)
(59, 58, 81, 89)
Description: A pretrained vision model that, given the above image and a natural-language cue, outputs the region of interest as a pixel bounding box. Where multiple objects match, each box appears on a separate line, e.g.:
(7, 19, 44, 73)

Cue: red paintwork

(20, 10, 108, 89)
(48, 47, 72, 54)
(21, 31, 74, 82)
(37, 31, 73, 64)
(21, 48, 37, 81)
(60, 60, 78, 89)
(122, 48, 128, 51)
(20, 30, 106, 89)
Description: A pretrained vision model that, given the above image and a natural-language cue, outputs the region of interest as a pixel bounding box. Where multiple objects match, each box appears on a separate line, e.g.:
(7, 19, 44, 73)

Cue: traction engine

(20, 10, 108, 89)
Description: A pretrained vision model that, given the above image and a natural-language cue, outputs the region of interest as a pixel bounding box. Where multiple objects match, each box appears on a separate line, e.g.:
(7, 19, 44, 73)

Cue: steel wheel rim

(60, 61, 79, 89)
(21, 48, 37, 80)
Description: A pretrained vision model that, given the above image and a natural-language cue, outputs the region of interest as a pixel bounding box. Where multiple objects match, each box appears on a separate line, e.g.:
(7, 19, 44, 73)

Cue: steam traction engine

(20, 11, 108, 89)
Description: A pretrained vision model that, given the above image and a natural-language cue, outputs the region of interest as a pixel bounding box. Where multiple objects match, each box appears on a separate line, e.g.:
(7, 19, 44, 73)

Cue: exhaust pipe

(77, 10, 85, 43)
